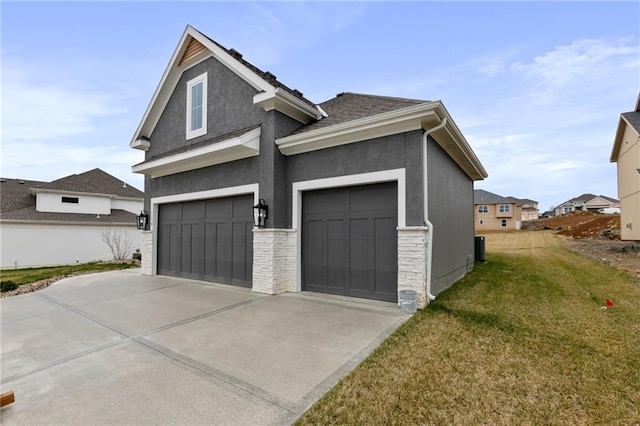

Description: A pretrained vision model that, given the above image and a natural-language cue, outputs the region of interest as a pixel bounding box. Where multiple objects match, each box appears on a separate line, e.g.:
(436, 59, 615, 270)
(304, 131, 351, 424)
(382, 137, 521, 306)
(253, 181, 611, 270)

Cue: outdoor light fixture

(253, 199, 268, 228)
(136, 210, 149, 231)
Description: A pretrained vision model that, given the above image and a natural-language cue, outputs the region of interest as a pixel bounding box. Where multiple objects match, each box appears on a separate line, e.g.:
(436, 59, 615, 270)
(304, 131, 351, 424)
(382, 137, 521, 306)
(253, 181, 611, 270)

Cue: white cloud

(509, 38, 638, 105)
(2, 62, 125, 143)
(1, 59, 141, 186)
(231, 3, 367, 67)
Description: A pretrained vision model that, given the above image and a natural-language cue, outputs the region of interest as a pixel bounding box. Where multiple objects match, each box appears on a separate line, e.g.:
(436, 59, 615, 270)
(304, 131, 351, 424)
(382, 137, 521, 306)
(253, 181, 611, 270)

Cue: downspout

(423, 117, 447, 301)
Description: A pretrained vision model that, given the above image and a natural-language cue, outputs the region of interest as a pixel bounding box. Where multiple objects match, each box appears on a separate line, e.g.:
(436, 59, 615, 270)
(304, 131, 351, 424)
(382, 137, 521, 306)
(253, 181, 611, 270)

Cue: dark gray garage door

(157, 195, 253, 287)
(302, 182, 398, 302)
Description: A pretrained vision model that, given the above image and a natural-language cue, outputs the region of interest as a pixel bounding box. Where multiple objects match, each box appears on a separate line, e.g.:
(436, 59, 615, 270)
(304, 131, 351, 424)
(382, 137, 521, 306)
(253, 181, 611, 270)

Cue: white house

(553, 193, 620, 216)
(0, 169, 144, 269)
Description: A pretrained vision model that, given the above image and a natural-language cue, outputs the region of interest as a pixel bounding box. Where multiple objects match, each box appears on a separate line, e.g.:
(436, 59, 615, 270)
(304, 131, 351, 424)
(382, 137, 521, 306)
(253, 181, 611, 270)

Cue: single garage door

(157, 195, 253, 287)
(302, 182, 398, 302)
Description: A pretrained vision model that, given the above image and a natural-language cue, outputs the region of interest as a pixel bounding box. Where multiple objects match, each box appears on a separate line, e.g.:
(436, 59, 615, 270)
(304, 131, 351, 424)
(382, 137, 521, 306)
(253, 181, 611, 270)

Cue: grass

(296, 231, 640, 425)
(0, 261, 138, 287)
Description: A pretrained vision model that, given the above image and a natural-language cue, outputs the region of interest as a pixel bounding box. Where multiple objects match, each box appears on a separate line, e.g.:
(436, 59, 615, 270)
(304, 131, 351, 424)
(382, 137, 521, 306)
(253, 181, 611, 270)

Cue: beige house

(611, 94, 640, 242)
(474, 190, 524, 231)
(519, 199, 540, 221)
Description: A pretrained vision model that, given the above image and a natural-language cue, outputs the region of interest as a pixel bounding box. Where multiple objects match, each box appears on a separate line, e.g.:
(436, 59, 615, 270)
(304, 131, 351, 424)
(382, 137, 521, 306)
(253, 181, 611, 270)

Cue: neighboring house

(0, 169, 143, 268)
(519, 199, 540, 221)
(611, 94, 640, 242)
(129, 25, 487, 308)
(553, 193, 620, 216)
(474, 190, 524, 231)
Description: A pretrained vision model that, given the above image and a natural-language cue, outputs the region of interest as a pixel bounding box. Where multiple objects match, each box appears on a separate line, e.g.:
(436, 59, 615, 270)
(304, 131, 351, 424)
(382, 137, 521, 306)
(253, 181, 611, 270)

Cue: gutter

(423, 117, 448, 301)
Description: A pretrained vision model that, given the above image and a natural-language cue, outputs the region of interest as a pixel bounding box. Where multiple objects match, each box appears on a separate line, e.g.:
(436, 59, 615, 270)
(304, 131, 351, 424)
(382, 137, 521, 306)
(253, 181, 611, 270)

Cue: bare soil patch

(562, 238, 640, 279)
(521, 211, 638, 278)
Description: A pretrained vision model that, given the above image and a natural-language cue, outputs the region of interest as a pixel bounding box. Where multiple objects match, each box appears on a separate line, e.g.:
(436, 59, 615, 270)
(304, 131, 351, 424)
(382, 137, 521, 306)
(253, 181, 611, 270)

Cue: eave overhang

(254, 88, 322, 124)
(132, 127, 261, 178)
(130, 25, 318, 150)
(275, 101, 488, 181)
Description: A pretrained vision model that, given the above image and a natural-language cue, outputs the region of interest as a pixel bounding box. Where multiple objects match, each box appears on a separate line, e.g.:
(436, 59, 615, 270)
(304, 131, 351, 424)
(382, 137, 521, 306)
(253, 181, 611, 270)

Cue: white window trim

(499, 204, 510, 213)
(291, 168, 406, 292)
(478, 205, 488, 213)
(186, 72, 208, 140)
(149, 183, 259, 275)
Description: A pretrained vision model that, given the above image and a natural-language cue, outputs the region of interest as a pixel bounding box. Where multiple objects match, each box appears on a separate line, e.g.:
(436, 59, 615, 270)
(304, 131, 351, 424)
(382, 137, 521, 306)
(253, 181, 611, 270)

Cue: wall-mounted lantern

(136, 210, 149, 230)
(253, 199, 268, 228)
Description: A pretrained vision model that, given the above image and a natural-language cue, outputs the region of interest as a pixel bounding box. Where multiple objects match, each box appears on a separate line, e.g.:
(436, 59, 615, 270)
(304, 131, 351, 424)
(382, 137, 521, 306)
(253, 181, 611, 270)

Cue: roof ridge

(332, 92, 428, 104)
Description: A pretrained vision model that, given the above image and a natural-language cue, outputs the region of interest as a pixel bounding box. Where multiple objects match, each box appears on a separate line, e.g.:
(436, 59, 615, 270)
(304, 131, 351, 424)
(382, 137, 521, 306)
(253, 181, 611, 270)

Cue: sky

(2, 1, 639, 212)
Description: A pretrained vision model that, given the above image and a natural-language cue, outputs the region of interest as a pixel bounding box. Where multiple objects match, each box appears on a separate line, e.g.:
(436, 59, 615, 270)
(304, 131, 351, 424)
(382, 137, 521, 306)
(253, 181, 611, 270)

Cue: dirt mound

(530, 211, 621, 240)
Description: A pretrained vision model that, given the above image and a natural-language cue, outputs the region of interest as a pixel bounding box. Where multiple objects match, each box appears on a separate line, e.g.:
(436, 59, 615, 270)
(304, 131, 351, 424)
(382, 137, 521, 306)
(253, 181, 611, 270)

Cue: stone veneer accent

(140, 230, 153, 275)
(252, 228, 297, 294)
(397, 226, 430, 308)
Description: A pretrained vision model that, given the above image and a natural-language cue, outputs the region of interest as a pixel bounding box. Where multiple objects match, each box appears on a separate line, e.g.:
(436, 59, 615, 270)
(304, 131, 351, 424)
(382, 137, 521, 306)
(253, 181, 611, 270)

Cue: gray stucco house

(130, 25, 487, 308)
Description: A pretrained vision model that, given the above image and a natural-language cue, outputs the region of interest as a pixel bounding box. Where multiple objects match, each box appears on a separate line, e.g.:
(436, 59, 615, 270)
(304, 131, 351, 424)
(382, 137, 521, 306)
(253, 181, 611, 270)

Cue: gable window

(186, 73, 207, 139)
(501, 219, 507, 227)
(478, 205, 488, 213)
(499, 204, 510, 213)
(61, 196, 79, 204)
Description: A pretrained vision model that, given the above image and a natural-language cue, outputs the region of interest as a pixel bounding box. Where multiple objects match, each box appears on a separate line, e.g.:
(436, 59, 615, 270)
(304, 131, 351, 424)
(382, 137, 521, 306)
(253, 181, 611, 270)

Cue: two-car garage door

(156, 183, 398, 302)
(302, 182, 398, 302)
(157, 195, 253, 287)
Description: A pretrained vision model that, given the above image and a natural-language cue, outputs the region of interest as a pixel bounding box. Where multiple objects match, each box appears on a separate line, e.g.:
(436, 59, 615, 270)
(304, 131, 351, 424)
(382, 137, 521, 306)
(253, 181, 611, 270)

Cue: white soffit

(132, 127, 261, 178)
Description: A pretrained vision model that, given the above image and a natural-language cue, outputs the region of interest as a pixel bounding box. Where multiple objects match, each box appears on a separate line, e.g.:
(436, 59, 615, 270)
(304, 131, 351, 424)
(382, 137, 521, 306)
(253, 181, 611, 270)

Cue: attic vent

(179, 38, 208, 66)
(229, 48, 243, 59)
(293, 89, 304, 97)
(264, 71, 277, 81)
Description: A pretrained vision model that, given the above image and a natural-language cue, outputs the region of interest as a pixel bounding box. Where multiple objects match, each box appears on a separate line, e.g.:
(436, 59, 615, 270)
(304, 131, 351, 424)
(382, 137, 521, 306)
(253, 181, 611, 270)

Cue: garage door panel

(350, 185, 396, 212)
(204, 223, 217, 278)
(157, 195, 252, 287)
(303, 220, 325, 290)
(327, 220, 345, 288)
(302, 182, 397, 302)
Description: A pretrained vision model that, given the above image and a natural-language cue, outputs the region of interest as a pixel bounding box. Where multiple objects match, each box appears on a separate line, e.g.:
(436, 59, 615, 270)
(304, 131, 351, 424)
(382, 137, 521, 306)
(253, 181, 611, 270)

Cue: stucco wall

(36, 193, 112, 215)
(145, 56, 303, 229)
(427, 138, 475, 295)
(474, 203, 522, 231)
(0, 222, 142, 269)
(112, 199, 144, 214)
(286, 130, 424, 227)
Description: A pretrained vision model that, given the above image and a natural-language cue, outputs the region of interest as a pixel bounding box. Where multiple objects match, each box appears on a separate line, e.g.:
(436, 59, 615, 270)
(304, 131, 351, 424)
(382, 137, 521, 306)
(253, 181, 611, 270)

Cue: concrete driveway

(0, 269, 407, 425)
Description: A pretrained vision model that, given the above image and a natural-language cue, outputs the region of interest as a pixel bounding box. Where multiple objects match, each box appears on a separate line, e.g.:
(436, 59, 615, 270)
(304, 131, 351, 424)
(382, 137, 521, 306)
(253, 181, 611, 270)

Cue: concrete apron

(0, 269, 407, 425)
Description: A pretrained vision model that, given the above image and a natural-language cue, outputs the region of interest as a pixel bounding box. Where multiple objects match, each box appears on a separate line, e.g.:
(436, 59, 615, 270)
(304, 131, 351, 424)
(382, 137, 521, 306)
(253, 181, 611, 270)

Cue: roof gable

(611, 92, 640, 162)
(131, 25, 321, 148)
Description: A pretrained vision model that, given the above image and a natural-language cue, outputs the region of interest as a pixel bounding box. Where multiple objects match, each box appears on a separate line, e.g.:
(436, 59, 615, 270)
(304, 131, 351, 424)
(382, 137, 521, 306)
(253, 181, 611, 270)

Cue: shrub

(1, 281, 18, 292)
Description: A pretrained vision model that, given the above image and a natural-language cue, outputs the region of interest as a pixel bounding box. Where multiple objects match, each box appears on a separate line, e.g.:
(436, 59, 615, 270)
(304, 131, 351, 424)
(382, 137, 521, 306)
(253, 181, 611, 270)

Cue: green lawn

(1, 262, 138, 288)
(297, 231, 640, 424)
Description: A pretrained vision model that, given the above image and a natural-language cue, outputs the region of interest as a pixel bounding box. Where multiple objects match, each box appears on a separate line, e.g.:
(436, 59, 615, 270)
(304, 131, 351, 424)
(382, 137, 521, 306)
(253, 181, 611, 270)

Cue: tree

(100, 228, 133, 260)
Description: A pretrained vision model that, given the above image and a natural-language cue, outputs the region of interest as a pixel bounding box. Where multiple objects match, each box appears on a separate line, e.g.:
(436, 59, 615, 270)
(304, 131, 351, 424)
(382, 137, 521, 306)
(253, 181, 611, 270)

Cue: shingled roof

(474, 190, 527, 205)
(290, 92, 427, 135)
(0, 169, 142, 223)
(196, 29, 316, 110)
(32, 168, 143, 198)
